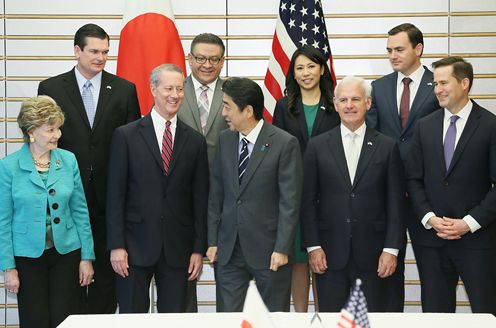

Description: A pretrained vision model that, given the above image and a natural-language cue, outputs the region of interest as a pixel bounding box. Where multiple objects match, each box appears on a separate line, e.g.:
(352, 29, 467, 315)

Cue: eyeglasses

(191, 54, 223, 65)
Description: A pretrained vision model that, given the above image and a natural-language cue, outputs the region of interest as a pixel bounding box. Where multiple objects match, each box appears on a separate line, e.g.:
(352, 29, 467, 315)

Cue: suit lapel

(205, 79, 224, 135)
(352, 127, 378, 188)
(327, 129, 352, 187)
(138, 115, 164, 172)
(311, 97, 326, 137)
(431, 110, 447, 174)
(239, 122, 272, 195)
(167, 120, 188, 175)
(63, 68, 91, 129)
(46, 150, 63, 188)
(92, 71, 112, 131)
(183, 77, 202, 132)
(296, 101, 309, 144)
(19, 144, 45, 189)
(227, 132, 241, 194)
(447, 103, 480, 175)
(385, 72, 402, 134)
(404, 67, 435, 133)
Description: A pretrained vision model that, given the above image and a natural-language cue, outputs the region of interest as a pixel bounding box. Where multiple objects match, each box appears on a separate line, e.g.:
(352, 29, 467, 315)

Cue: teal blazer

(0, 144, 95, 270)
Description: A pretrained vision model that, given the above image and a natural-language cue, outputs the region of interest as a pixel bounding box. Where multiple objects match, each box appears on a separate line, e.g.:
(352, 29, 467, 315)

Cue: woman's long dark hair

(284, 45, 334, 116)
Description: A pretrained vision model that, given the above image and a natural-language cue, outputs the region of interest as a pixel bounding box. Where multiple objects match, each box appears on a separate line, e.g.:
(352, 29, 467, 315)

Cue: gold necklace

(33, 157, 50, 168)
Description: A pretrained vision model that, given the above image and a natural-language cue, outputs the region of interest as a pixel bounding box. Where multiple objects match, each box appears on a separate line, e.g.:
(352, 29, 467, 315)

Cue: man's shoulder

(102, 71, 136, 89)
(39, 69, 74, 86)
(372, 71, 396, 87)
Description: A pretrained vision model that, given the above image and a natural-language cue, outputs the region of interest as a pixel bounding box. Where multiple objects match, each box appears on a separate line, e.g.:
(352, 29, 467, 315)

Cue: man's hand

(377, 252, 397, 278)
(270, 252, 288, 271)
(188, 253, 203, 281)
(206, 246, 218, 263)
(309, 248, 327, 274)
(436, 217, 470, 239)
(110, 248, 129, 278)
(4, 269, 20, 294)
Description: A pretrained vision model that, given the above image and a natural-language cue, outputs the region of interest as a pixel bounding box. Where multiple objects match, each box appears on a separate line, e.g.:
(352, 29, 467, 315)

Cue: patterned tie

(345, 133, 359, 183)
(238, 138, 250, 184)
(198, 85, 209, 134)
(82, 80, 96, 127)
(399, 77, 412, 129)
(161, 121, 173, 175)
(444, 115, 459, 170)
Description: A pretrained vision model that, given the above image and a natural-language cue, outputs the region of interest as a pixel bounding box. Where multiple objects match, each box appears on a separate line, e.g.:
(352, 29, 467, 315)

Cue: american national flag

(336, 279, 371, 328)
(262, 0, 336, 121)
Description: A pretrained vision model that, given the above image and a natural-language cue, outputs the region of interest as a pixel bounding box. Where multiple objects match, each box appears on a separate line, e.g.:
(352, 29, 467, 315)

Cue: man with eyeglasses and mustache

(178, 33, 229, 312)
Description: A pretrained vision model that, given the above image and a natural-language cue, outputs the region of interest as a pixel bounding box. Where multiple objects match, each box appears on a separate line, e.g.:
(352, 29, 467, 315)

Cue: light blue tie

(82, 80, 96, 127)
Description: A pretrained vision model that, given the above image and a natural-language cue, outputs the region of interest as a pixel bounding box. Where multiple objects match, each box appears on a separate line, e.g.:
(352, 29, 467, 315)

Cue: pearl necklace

(33, 157, 50, 168)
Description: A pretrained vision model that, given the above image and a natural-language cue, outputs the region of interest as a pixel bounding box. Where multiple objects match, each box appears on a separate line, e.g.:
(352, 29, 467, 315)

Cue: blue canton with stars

(344, 282, 371, 328)
(279, 0, 331, 56)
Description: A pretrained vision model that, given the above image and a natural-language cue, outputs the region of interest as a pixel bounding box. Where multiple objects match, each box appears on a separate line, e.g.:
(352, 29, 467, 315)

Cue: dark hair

(284, 46, 334, 116)
(190, 33, 225, 56)
(74, 23, 110, 50)
(432, 56, 474, 91)
(388, 23, 424, 51)
(222, 78, 264, 121)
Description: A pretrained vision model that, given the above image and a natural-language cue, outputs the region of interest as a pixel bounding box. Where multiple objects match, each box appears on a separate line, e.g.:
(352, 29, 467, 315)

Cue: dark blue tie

(444, 115, 459, 170)
(238, 138, 249, 184)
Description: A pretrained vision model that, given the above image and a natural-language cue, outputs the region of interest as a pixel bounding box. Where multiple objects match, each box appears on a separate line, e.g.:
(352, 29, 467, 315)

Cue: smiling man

(207, 77, 302, 312)
(301, 76, 405, 312)
(106, 64, 209, 313)
(37, 23, 141, 314)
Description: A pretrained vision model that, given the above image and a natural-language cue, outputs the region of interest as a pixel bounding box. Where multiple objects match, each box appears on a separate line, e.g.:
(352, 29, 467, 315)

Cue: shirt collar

(397, 65, 425, 86)
(151, 107, 177, 128)
(74, 66, 102, 92)
(191, 75, 218, 91)
(340, 122, 366, 138)
(443, 100, 472, 122)
(239, 119, 264, 145)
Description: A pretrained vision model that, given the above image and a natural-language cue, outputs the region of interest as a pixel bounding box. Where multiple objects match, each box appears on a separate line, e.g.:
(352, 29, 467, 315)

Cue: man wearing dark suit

(366, 23, 441, 311)
(406, 57, 496, 315)
(106, 64, 209, 313)
(37, 23, 141, 314)
(206, 78, 302, 312)
(302, 76, 405, 312)
(178, 33, 228, 312)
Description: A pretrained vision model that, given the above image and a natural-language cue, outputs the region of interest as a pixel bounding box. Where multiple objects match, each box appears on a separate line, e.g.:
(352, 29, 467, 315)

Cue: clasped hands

(428, 216, 470, 240)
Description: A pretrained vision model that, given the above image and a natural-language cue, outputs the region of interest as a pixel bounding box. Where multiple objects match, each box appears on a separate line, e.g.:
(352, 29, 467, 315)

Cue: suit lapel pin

(106, 85, 112, 90)
(55, 159, 61, 167)
(261, 143, 270, 151)
(367, 141, 373, 146)
(320, 106, 325, 111)
(427, 82, 433, 86)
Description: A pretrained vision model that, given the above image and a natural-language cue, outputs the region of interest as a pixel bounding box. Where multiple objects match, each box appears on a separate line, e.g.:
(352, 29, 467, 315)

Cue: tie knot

(200, 85, 209, 92)
(242, 137, 249, 147)
(165, 121, 171, 128)
(84, 80, 92, 88)
(402, 77, 412, 86)
(450, 115, 459, 124)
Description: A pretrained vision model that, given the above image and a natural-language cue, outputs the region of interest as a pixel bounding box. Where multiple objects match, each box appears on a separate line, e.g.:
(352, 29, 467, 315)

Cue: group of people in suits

(1, 19, 495, 326)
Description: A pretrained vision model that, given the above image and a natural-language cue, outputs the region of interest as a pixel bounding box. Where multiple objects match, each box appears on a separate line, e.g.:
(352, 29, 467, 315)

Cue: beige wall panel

(173, 0, 226, 14)
(450, 37, 496, 54)
(6, 121, 22, 139)
(6, 60, 117, 77)
(5, 40, 120, 57)
(227, 39, 273, 56)
(450, 0, 496, 12)
(450, 16, 496, 33)
(176, 19, 227, 37)
(463, 58, 496, 74)
(6, 19, 122, 36)
(227, 0, 279, 14)
(323, 0, 448, 13)
(5, 0, 123, 14)
(6, 80, 39, 98)
(471, 78, 496, 95)
(475, 100, 496, 114)
(227, 19, 277, 36)
(326, 17, 449, 35)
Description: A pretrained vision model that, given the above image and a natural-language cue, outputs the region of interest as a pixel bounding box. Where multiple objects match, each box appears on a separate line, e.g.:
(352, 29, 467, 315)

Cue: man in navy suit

(406, 57, 496, 315)
(106, 64, 209, 313)
(366, 23, 440, 311)
(302, 76, 405, 312)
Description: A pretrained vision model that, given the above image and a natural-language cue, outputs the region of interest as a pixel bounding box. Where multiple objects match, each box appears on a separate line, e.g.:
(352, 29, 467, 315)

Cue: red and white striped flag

(117, 0, 186, 115)
(262, 0, 336, 122)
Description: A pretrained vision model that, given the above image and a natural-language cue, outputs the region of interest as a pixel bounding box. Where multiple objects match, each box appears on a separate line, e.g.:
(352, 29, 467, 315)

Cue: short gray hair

(334, 76, 372, 99)
(149, 64, 184, 88)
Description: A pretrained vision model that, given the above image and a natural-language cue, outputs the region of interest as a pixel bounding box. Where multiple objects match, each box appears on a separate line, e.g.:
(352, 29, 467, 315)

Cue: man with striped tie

(206, 77, 303, 312)
(106, 64, 209, 313)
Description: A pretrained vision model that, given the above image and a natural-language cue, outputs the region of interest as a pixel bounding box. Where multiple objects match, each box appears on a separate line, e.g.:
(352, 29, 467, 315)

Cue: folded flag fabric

(336, 279, 371, 328)
(241, 280, 275, 328)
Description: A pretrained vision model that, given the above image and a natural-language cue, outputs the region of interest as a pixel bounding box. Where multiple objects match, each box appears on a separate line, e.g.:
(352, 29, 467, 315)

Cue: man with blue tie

(206, 77, 302, 312)
(406, 57, 496, 314)
(366, 23, 441, 311)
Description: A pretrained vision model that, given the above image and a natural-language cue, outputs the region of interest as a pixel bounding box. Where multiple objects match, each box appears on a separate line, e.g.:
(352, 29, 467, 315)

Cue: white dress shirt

(396, 65, 426, 113)
(151, 108, 177, 150)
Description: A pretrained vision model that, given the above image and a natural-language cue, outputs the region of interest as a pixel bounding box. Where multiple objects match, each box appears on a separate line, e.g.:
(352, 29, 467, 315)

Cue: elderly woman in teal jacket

(0, 96, 95, 328)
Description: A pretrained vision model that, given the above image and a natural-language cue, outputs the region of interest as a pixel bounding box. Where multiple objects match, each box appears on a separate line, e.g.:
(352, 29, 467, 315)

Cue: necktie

(238, 138, 250, 184)
(161, 121, 173, 175)
(399, 77, 412, 129)
(198, 85, 209, 134)
(345, 133, 359, 183)
(444, 115, 459, 170)
(82, 80, 96, 127)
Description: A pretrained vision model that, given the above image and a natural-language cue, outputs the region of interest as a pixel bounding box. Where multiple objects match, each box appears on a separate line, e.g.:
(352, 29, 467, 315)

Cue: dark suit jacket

(38, 68, 141, 223)
(406, 101, 496, 248)
(208, 121, 302, 270)
(301, 126, 405, 271)
(106, 116, 209, 268)
(367, 66, 440, 160)
(272, 96, 340, 156)
(178, 76, 228, 167)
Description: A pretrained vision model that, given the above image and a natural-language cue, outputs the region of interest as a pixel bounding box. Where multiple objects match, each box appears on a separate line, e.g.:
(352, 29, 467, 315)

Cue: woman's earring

(30, 136, 35, 143)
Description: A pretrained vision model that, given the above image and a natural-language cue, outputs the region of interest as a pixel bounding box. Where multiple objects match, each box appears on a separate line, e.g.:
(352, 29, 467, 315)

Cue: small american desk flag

(336, 279, 371, 328)
(262, 0, 336, 121)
